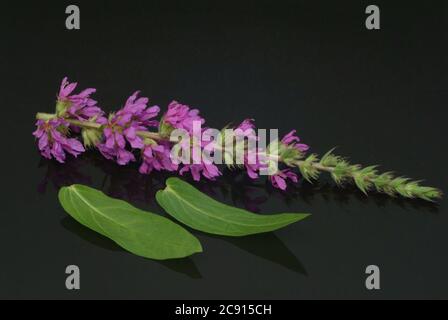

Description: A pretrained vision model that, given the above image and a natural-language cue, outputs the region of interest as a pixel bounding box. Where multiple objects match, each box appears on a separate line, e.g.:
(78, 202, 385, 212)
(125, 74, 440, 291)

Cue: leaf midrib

(70, 186, 131, 231)
(165, 185, 299, 228)
(68, 186, 196, 250)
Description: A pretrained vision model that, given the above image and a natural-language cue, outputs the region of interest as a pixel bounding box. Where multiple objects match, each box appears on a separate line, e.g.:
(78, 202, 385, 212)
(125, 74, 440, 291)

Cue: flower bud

(81, 127, 102, 148)
(278, 143, 304, 166)
(158, 119, 175, 138)
(55, 100, 70, 117)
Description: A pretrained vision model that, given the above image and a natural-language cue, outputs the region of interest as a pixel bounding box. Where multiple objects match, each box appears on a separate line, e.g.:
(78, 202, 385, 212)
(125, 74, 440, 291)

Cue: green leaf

(58, 184, 203, 260)
(156, 178, 310, 237)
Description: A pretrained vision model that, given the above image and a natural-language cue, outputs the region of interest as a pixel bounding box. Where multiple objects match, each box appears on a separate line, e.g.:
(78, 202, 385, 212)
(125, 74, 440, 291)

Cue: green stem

(67, 119, 102, 129)
(35, 112, 163, 139)
(136, 131, 163, 141)
(36, 112, 56, 121)
(299, 161, 334, 173)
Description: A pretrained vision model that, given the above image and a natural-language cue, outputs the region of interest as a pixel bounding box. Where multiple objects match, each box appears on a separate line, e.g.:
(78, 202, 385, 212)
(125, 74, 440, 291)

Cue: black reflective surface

(1, 1, 447, 299)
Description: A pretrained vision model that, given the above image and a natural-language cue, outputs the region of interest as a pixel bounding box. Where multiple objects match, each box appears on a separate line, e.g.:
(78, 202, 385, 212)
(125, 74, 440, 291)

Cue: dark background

(1, 0, 447, 299)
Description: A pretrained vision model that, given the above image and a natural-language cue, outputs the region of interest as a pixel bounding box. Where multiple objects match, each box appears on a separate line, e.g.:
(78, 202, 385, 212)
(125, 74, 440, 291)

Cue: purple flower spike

(139, 142, 178, 174)
(58, 77, 103, 121)
(163, 101, 205, 132)
(281, 130, 309, 152)
(33, 118, 85, 163)
(269, 169, 299, 190)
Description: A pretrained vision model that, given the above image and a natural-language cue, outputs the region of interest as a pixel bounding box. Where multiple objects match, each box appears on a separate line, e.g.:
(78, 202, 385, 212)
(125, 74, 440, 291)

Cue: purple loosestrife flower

(97, 92, 159, 165)
(33, 118, 85, 163)
(161, 101, 205, 133)
(139, 142, 178, 174)
(233, 119, 270, 179)
(234, 118, 258, 141)
(115, 91, 160, 128)
(57, 77, 104, 121)
(177, 136, 222, 181)
(179, 163, 222, 181)
(281, 130, 309, 152)
(236, 118, 255, 131)
(269, 169, 299, 190)
(97, 127, 136, 165)
(242, 147, 269, 179)
(278, 129, 309, 166)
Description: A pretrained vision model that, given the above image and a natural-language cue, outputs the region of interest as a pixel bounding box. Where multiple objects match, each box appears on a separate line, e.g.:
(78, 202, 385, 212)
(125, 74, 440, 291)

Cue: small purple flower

(281, 130, 309, 152)
(162, 101, 204, 132)
(116, 91, 160, 128)
(234, 118, 258, 144)
(97, 126, 137, 165)
(179, 163, 221, 181)
(245, 161, 260, 179)
(58, 77, 103, 121)
(244, 150, 268, 179)
(33, 118, 85, 163)
(96, 92, 160, 165)
(269, 169, 299, 190)
(139, 142, 178, 174)
(236, 118, 255, 131)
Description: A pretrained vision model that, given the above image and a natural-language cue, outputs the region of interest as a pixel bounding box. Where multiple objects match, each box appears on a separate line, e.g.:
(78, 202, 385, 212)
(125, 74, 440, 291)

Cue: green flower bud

(158, 119, 175, 138)
(81, 127, 102, 148)
(277, 142, 305, 166)
(55, 100, 71, 117)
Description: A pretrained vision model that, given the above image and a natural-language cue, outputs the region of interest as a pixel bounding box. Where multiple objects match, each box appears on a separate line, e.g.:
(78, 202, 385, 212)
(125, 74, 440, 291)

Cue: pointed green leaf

(156, 178, 310, 237)
(58, 184, 203, 260)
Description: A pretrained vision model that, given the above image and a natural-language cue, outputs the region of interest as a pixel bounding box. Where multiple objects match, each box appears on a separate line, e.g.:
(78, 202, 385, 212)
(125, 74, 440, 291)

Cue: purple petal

(114, 132, 126, 149)
(38, 134, 48, 151)
(123, 127, 136, 140)
(273, 175, 287, 190)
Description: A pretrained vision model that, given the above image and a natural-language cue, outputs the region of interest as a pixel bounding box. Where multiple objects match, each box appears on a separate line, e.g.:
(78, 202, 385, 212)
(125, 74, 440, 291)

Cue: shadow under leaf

(205, 232, 307, 275)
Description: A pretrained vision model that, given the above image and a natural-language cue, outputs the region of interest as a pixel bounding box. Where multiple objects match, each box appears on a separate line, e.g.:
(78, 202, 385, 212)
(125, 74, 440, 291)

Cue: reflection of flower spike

(140, 141, 178, 174)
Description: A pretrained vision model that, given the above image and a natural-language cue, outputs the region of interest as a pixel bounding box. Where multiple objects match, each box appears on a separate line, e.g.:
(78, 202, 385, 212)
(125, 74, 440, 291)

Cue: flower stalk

(36, 112, 161, 139)
(293, 150, 442, 201)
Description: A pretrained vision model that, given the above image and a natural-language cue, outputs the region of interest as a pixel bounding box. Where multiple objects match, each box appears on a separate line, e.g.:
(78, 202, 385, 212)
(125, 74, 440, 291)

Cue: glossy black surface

(1, 0, 447, 299)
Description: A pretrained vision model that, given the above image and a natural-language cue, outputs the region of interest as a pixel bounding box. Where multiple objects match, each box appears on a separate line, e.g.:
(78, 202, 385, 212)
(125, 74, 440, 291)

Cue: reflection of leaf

(60, 216, 121, 252)
(156, 178, 310, 236)
(158, 259, 202, 279)
(58, 184, 202, 260)
(217, 233, 307, 275)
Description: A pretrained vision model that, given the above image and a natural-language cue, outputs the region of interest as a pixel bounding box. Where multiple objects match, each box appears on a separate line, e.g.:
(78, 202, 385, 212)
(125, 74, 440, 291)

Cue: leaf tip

(195, 241, 204, 254)
(296, 213, 311, 221)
